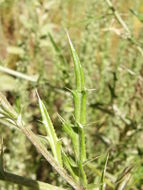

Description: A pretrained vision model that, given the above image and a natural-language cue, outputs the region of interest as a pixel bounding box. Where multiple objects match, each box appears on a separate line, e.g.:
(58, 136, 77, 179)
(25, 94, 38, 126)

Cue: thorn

(65, 87, 73, 93)
(57, 113, 65, 123)
(85, 88, 96, 92)
(83, 155, 101, 166)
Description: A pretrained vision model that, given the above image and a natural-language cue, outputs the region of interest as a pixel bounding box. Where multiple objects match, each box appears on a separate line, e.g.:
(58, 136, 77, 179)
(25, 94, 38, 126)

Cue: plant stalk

(105, 0, 143, 56)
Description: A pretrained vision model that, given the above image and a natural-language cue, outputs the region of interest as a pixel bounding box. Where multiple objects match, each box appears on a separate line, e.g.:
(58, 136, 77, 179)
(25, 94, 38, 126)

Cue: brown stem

(19, 124, 83, 190)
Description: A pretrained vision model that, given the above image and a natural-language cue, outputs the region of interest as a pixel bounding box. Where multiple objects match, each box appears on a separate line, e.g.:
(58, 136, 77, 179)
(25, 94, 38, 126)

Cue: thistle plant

(0, 33, 88, 190)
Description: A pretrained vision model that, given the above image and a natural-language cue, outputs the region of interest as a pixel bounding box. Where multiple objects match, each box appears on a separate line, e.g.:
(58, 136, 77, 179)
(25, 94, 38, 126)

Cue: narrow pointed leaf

(38, 95, 62, 166)
(58, 114, 79, 159)
(67, 32, 85, 92)
(62, 152, 79, 182)
(67, 32, 87, 185)
(100, 153, 109, 190)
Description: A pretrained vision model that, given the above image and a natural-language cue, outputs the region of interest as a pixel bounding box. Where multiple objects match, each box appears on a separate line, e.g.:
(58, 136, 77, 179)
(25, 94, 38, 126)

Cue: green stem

(67, 32, 87, 188)
(80, 90, 87, 125)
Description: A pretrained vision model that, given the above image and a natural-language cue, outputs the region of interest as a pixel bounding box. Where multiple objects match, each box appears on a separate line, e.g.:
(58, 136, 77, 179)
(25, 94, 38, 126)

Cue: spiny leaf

(37, 93, 62, 166)
(67, 32, 87, 125)
(57, 113, 75, 138)
(67, 31, 85, 92)
(67, 32, 87, 186)
(62, 152, 79, 182)
(58, 114, 79, 159)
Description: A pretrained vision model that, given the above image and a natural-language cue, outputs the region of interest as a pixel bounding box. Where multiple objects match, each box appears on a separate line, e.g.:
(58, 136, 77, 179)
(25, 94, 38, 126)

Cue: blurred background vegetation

(0, 0, 143, 189)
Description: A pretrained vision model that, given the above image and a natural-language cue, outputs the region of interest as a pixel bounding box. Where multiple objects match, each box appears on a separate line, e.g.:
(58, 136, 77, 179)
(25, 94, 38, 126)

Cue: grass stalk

(0, 66, 38, 82)
(105, 0, 130, 34)
(105, 0, 143, 56)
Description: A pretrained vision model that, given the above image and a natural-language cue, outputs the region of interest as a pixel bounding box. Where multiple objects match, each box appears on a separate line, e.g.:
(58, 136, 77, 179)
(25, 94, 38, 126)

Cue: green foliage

(0, 33, 88, 190)
(0, 0, 143, 189)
